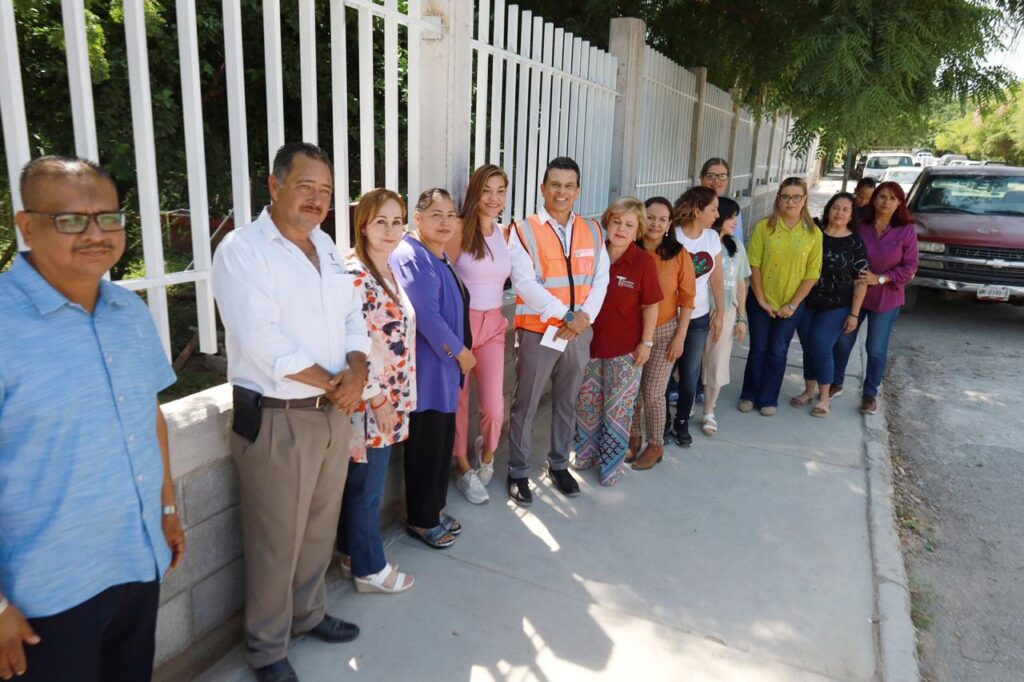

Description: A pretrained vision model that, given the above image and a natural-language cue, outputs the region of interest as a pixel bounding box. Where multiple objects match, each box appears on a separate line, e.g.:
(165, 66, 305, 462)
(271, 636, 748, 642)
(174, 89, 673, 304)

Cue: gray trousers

(231, 405, 350, 669)
(507, 327, 593, 479)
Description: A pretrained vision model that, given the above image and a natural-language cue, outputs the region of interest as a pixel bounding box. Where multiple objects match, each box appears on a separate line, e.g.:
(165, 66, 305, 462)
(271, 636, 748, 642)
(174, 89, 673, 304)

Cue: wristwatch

(162, 505, 177, 516)
(563, 310, 576, 324)
(878, 275, 889, 285)
(641, 340, 654, 348)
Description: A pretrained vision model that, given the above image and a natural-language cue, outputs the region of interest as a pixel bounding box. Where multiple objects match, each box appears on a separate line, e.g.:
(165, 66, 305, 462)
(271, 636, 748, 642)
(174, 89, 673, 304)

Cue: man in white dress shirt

(212, 143, 370, 682)
(506, 157, 610, 505)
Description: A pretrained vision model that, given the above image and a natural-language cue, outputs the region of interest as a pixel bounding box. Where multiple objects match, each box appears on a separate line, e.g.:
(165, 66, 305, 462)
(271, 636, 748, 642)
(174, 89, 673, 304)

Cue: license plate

(977, 285, 1010, 301)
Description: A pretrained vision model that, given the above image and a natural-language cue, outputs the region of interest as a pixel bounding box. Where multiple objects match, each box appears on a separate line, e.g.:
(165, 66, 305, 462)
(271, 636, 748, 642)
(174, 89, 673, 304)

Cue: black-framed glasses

(702, 172, 730, 182)
(23, 210, 126, 234)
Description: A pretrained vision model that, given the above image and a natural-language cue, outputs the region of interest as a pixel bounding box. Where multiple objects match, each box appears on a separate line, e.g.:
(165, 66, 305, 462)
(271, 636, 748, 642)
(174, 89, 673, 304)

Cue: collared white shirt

(508, 204, 610, 324)
(211, 207, 371, 399)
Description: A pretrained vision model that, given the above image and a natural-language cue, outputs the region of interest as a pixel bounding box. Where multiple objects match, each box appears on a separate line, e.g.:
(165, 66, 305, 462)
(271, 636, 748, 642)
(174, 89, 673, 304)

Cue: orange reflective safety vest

(512, 213, 604, 333)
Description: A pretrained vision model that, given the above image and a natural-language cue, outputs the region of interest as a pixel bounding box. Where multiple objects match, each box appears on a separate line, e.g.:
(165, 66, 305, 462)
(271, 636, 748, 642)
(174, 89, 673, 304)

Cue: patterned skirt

(573, 354, 642, 486)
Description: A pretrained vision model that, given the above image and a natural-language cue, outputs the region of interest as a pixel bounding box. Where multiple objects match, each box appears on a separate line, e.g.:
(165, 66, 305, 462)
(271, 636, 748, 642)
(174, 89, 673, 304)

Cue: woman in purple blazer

(390, 188, 475, 549)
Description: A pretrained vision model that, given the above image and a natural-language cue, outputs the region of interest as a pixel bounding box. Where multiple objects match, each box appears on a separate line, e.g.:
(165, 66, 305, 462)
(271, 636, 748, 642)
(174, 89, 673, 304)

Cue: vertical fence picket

(512, 11, 532, 219)
(1, 0, 31, 244)
(407, 0, 422, 204)
(263, 0, 284, 165)
(501, 4, 519, 222)
(223, 0, 251, 227)
(548, 27, 564, 160)
(524, 16, 542, 216)
(566, 36, 582, 165)
(62, 0, 98, 161)
(383, 0, 399, 188)
(536, 22, 554, 201)
(488, 0, 506, 166)
(357, 6, 374, 193)
(330, 0, 351, 246)
(473, 0, 491, 170)
(557, 32, 573, 159)
(299, 0, 318, 144)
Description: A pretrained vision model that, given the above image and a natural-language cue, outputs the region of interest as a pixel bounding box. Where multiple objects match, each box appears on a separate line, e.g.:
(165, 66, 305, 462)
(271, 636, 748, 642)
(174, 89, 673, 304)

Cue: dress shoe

(507, 475, 533, 506)
(632, 444, 664, 470)
(255, 658, 299, 682)
(307, 615, 359, 643)
(624, 436, 642, 463)
(547, 467, 581, 497)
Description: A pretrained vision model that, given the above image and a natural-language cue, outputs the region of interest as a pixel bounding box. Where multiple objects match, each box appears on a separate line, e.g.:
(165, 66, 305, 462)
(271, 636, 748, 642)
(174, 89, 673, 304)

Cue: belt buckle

(314, 395, 325, 409)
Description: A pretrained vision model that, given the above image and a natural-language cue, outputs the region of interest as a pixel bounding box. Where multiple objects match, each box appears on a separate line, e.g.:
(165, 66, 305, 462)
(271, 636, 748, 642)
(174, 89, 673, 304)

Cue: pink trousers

(454, 307, 509, 458)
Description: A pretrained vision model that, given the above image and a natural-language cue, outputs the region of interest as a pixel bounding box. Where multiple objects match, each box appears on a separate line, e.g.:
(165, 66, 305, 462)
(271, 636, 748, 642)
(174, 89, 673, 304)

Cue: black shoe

(255, 658, 299, 682)
(508, 475, 533, 506)
(307, 615, 359, 643)
(547, 467, 581, 497)
(674, 420, 692, 447)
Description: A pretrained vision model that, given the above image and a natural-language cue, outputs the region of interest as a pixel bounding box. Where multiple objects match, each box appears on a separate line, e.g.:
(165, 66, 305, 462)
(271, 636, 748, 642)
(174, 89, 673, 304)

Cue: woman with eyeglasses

(699, 197, 750, 435)
(336, 189, 415, 593)
(626, 197, 696, 470)
(700, 158, 744, 245)
(830, 181, 919, 415)
(666, 187, 725, 446)
(790, 192, 868, 418)
(447, 164, 512, 506)
(391, 188, 474, 550)
(739, 177, 822, 416)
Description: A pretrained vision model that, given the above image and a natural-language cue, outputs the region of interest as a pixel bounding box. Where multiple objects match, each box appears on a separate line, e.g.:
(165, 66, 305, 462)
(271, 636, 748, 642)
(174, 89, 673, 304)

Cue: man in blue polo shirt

(0, 156, 184, 681)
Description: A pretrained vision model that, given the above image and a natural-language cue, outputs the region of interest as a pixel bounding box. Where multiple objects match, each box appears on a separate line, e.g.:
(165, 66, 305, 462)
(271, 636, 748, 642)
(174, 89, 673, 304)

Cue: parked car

(937, 153, 969, 166)
(914, 151, 936, 167)
(907, 166, 1024, 308)
(862, 152, 916, 180)
(879, 166, 923, 195)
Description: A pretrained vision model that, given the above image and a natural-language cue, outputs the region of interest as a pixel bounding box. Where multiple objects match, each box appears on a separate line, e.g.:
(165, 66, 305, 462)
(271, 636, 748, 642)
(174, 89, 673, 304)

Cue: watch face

(564, 311, 575, 323)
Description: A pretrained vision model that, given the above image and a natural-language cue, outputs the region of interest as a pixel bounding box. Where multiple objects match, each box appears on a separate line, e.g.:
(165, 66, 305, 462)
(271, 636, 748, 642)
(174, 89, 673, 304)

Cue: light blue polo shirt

(0, 255, 176, 617)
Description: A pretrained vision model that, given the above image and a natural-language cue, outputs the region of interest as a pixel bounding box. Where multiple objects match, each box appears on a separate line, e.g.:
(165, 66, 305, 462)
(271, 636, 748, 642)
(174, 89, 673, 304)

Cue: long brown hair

(354, 188, 406, 302)
(459, 164, 509, 260)
(765, 177, 815, 234)
(671, 186, 717, 229)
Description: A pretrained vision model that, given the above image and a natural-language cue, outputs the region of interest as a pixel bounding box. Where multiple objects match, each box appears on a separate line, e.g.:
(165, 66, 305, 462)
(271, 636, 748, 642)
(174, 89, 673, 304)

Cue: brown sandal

(790, 394, 814, 407)
(810, 404, 830, 417)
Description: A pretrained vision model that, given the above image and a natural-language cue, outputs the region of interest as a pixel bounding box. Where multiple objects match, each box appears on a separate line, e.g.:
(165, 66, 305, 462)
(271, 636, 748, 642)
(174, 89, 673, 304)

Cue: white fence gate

(1, 1, 818, 366)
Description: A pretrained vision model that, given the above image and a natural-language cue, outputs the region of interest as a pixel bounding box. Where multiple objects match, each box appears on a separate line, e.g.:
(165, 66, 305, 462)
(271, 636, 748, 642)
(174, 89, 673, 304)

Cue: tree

(932, 85, 1024, 164)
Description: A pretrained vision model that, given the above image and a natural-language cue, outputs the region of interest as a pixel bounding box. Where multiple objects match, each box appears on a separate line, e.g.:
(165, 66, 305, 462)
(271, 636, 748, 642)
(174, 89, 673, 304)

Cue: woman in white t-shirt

(666, 186, 725, 447)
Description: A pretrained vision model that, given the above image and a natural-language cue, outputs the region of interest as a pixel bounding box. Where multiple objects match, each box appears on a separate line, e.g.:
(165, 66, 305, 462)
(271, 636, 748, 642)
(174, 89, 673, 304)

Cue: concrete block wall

(154, 300, 518, 670)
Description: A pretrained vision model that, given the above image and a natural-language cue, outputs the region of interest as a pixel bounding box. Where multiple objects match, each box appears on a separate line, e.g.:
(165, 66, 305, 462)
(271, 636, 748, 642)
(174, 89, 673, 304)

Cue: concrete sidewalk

(196, 335, 902, 681)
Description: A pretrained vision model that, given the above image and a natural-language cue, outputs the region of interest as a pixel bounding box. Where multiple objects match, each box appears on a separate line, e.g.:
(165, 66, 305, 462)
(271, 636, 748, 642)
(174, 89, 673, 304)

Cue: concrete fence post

(688, 66, 708, 185)
(608, 17, 646, 200)
(417, 0, 473, 203)
(763, 114, 778, 186)
(726, 87, 742, 195)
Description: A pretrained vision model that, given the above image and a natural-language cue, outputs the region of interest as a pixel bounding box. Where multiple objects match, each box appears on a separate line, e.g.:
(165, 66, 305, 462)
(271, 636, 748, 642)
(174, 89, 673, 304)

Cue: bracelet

(736, 317, 748, 324)
(0, 596, 9, 616)
(848, 313, 859, 319)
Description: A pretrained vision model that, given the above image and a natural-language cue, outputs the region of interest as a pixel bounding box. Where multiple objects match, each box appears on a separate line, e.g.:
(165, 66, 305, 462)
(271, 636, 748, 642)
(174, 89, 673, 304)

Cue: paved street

(885, 292, 1024, 681)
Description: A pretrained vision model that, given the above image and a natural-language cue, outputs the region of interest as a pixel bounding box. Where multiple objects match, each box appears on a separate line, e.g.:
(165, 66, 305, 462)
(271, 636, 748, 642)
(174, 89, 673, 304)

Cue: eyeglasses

(702, 173, 730, 182)
(24, 210, 126, 234)
(779, 194, 805, 203)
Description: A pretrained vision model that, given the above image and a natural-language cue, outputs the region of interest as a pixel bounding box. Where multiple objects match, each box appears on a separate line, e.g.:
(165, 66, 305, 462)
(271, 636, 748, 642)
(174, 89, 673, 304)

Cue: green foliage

(932, 85, 1024, 164)
(517, 0, 1017, 157)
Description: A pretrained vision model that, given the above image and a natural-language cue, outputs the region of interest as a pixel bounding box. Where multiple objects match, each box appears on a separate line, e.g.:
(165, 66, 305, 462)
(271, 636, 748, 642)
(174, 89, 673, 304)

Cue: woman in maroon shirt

(573, 197, 663, 486)
(831, 181, 919, 415)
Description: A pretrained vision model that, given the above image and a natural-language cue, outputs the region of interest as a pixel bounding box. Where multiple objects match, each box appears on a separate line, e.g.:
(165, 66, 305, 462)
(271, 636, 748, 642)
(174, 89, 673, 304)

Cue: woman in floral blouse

(336, 188, 417, 594)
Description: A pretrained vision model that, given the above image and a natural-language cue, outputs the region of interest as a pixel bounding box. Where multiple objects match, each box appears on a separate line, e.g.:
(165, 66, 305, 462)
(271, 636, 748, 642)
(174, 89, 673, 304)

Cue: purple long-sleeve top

(390, 234, 467, 414)
(859, 221, 919, 313)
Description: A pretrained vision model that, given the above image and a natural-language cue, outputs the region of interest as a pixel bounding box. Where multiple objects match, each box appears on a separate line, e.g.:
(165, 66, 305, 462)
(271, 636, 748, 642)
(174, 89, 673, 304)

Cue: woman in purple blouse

(390, 188, 475, 549)
(831, 181, 919, 415)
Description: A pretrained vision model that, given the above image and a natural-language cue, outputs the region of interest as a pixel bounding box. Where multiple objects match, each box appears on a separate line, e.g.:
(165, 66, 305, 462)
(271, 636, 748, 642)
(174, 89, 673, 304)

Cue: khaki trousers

(231, 405, 350, 669)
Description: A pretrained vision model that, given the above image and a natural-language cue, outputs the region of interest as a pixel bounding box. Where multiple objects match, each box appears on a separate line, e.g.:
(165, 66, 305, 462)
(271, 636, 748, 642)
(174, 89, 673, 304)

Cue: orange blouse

(649, 247, 697, 326)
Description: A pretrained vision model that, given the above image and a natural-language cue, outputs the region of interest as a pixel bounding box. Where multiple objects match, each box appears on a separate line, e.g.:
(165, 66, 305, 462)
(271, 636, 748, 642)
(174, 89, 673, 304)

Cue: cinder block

(162, 506, 243, 602)
(192, 558, 245, 637)
(182, 458, 240, 528)
(155, 590, 192, 666)
(164, 383, 234, 480)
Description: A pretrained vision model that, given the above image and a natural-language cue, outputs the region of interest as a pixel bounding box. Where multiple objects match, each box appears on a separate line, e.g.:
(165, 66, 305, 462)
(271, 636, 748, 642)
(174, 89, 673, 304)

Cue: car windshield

(915, 175, 1024, 216)
(867, 155, 914, 169)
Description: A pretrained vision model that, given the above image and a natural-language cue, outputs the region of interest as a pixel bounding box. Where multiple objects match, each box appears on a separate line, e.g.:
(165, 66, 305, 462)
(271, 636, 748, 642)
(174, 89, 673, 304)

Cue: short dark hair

(699, 157, 730, 177)
(855, 177, 877, 192)
(20, 155, 117, 208)
(542, 156, 581, 184)
(820, 192, 858, 230)
(272, 142, 333, 182)
(713, 196, 741, 257)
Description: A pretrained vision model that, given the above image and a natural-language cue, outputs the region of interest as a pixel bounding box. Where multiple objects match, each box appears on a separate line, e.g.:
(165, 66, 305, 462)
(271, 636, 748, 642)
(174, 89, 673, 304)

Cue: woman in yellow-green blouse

(739, 177, 822, 416)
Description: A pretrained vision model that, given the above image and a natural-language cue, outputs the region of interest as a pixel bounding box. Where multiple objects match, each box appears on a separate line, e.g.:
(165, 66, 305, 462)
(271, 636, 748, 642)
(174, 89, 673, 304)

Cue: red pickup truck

(907, 165, 1024, 309)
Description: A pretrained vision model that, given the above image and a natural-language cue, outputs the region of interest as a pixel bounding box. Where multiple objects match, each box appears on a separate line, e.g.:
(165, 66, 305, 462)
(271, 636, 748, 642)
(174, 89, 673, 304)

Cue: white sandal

(702, 414, 718, 436)
(341, 557, 397, 581)
(354, 563, 415, 594)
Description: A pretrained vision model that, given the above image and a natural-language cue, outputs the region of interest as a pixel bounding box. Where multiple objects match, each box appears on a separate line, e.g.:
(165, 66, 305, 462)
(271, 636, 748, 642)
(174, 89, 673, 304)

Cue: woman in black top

(791, 193, 868, 416)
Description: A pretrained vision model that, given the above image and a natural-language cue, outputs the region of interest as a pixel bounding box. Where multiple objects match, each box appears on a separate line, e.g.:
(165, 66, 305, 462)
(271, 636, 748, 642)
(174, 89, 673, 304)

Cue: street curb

(860, 344, 921, 681)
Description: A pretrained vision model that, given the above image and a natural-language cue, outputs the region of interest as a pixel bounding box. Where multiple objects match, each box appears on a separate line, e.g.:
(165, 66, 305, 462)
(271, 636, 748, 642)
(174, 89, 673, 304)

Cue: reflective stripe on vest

(514, 214, 603, 333)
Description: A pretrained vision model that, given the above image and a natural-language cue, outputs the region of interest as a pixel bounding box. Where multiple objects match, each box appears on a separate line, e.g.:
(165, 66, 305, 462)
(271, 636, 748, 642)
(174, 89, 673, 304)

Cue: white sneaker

(474, 435, 494, 486)
(456, 469, 489, 504)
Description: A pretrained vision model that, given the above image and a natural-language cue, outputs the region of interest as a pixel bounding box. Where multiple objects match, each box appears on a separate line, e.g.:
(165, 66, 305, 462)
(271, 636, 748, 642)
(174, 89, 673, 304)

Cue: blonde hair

(765, 177, 815, 233)
(601, 196, 647, 238)
(353, 188, 406, 302)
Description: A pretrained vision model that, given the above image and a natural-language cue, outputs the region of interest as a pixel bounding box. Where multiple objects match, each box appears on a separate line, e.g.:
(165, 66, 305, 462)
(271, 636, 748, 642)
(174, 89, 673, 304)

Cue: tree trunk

(841, 145, 854, 192)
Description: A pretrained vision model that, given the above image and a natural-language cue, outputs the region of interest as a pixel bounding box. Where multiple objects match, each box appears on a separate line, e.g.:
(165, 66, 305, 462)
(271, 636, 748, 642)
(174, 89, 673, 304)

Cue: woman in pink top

(448, 164, 513, 504)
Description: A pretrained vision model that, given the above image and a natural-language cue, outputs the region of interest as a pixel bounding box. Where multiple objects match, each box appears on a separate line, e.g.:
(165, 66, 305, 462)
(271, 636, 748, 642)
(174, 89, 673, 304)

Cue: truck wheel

(902, 285, 920, 313)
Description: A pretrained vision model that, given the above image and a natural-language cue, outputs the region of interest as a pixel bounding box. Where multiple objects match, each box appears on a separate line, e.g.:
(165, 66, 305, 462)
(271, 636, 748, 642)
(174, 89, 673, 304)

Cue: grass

(909, 577, 937, 632)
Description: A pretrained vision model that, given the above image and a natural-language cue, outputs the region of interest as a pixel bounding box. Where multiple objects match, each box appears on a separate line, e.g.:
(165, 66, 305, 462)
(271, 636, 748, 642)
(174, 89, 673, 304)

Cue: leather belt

(260, 395, 331, 410)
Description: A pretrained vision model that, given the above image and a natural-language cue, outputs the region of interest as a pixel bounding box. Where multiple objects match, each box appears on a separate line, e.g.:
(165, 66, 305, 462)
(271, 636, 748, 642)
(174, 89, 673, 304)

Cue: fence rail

(1, 1, 819, 367)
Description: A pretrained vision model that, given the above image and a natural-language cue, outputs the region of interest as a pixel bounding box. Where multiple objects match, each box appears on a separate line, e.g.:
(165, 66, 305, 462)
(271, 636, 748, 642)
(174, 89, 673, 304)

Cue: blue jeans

(832, 307, 901, 398)
(740, 297, 803, 407)
(665, 313, 710, 426)
(796, 306, 850, 385)
(336, 445, 391, 577)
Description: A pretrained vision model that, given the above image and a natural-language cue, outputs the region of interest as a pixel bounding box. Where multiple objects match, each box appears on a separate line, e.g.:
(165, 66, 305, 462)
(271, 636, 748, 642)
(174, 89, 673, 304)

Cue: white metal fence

(1, 2, 819, 365)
